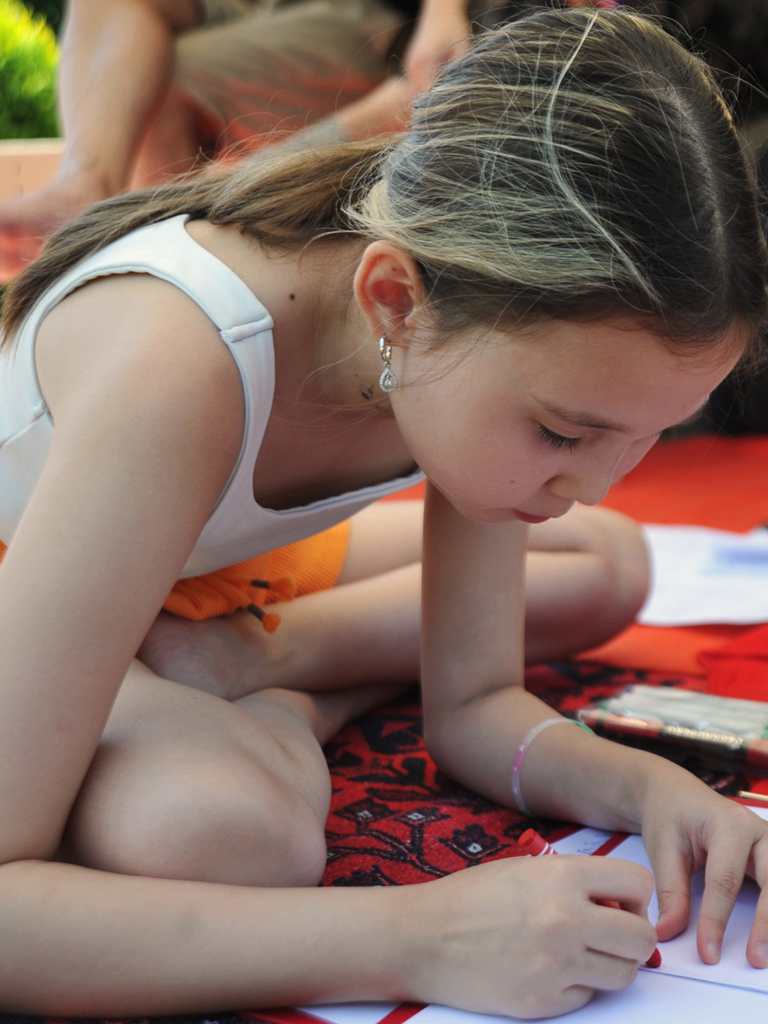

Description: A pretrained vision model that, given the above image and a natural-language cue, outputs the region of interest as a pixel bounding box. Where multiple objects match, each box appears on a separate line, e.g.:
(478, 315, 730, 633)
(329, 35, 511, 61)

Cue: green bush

(0, 0, 60, 140)
(26, 0, 65, 35)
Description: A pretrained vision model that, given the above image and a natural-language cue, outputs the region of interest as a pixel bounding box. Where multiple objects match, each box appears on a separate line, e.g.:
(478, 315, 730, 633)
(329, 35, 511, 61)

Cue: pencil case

(577, 685, 768, 776)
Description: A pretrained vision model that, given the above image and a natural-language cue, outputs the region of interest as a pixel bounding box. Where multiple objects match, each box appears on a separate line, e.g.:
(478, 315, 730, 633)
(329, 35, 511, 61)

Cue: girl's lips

(512, 510, 551, 524)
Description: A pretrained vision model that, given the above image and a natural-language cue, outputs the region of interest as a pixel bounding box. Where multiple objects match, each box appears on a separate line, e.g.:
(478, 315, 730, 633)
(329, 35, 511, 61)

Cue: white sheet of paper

(302, 1005, 399, 1024)
(549, 827, 614, 855)
(639, 524, 768, 625)
(410, 972, 768, 1024)
(306, 970, 768, 1024)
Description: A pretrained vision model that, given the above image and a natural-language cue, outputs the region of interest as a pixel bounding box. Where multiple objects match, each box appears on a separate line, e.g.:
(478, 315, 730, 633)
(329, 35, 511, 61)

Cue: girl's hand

(402, 3, 472, 98)
(408, 853, 657, 1019)
(641, 771, 768, 967)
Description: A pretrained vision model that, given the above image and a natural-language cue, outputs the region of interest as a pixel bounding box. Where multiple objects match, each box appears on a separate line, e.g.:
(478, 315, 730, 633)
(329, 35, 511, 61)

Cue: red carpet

(319, 663, 741, 890)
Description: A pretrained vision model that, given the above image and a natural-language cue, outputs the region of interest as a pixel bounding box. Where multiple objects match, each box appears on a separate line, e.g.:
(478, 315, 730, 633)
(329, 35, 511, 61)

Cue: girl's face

(389, 319, 742, 524)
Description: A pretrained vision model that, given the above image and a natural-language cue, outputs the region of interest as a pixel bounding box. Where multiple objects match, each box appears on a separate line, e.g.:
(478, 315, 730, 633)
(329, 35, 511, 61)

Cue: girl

(0, 8, 767, 1020)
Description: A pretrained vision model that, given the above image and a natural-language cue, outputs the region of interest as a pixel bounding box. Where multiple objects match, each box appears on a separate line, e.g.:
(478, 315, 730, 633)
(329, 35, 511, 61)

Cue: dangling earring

(378, 336, 399, 394)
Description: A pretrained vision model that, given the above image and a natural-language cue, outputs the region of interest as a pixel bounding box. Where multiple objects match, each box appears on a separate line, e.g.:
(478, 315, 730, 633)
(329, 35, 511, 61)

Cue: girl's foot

(138, 604, 413, 709)
(136, 609, 288, 702)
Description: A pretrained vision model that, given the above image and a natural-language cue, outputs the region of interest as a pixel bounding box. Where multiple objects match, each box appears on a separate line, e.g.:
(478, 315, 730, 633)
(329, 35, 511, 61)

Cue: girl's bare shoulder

(35, 271, 243, 431)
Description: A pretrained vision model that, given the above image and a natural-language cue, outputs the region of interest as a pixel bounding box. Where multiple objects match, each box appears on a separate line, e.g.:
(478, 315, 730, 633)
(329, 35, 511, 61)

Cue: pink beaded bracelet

(511, 717, 594, 816)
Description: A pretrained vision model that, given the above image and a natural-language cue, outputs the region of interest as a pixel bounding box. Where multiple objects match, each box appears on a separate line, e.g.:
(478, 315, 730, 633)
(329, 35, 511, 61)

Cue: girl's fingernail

(756, 942, 768, 966)
(705, 942, 721, 964)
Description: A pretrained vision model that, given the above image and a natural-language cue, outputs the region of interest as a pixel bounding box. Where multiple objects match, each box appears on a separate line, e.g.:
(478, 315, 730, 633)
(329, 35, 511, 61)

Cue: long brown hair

(3, 8, 767, 354)
(1, 138, 387, 340)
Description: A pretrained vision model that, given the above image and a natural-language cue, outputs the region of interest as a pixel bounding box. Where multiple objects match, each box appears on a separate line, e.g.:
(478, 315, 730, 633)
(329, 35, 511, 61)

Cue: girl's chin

(450, 501, 522, 524)
(427, 478, 525, 524)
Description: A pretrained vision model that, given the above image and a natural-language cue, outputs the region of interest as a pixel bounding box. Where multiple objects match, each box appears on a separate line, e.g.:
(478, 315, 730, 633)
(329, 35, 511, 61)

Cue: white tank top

(0, 215, 424, 577)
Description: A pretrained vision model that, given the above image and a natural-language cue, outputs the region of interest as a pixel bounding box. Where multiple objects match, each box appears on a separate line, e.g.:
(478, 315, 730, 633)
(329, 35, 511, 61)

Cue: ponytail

(1, 136, 390, 342)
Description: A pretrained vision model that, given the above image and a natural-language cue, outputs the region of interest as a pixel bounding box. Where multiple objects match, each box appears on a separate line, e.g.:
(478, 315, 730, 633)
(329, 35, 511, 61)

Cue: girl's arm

(0, 849, 655, 1018)
(0, 275, 243, 864)
(420, 481, 768, 966)
(421, 481, 646, 826)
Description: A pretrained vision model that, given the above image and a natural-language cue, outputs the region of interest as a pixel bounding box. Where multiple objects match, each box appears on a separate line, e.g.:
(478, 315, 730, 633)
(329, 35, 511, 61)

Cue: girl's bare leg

(138, 501, 649, 700)
(62, 660, 401, 885)
(0, 662, 408, 1014)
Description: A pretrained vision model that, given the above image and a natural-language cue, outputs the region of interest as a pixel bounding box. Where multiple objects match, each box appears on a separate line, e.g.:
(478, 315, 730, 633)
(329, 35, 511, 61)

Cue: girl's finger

(582, 902, 657, 963)
(577, 855, 655, 916)
(556, 986, 596, 1019)
(746, 885, 768, 969)
(579, 948, 641, 993)
(746, 836, 768, 968)
(647, 839, 691, 942)
(697, 837, 750, 965)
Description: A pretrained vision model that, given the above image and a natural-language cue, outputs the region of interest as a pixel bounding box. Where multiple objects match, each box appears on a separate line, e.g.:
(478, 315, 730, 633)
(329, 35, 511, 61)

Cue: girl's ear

(353, 241, 426, 347)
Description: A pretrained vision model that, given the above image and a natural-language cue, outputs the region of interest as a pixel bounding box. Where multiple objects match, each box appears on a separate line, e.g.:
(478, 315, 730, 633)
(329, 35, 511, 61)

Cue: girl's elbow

(422, 713, 457, 774)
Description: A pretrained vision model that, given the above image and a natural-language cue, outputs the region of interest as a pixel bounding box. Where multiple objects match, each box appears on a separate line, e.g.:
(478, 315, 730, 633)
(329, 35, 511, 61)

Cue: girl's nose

(547, 468, 614, 507)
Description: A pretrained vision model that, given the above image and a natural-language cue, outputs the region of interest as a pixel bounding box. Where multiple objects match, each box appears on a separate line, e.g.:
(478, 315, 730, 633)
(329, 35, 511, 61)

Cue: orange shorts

(0, 520, 351, 632)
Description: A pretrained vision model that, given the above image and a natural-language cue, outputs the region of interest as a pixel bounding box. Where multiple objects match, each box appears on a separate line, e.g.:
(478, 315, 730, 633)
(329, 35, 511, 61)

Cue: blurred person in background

(0, 0, 630, 282)
(5, 0, 765, 293)
(0, 0, 476, 281)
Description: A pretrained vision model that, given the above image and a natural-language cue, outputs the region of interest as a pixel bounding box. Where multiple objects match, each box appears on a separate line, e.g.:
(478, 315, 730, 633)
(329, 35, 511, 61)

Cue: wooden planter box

(0, 138, 63, 201)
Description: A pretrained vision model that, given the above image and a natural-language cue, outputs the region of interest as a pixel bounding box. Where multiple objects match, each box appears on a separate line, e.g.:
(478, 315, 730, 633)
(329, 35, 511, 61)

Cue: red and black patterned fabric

(3, 662, 747, 1024)
(320, 662, 745, 888)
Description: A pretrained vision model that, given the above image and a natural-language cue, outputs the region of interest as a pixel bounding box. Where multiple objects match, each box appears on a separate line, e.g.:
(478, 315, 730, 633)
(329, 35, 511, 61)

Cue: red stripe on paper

(377, 1003, 427, 1024)
(250, 1003, 426, 1024)
(592, 833, 630, 857)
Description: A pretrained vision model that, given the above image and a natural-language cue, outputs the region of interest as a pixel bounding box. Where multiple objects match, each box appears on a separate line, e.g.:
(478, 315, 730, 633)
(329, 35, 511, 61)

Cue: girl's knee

(594, 509, 650, 624)
(67, 759, 327, 888)
(569, 509, 649, 647)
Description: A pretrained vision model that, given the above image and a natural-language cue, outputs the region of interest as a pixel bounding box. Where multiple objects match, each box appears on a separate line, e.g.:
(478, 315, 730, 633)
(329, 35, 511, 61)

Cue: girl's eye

(536, 423, 581, 452)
